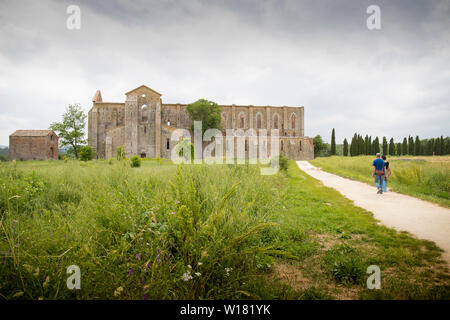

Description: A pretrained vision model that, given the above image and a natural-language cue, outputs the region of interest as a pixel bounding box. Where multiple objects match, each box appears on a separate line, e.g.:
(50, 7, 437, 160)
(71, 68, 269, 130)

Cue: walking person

(382, 155, 391, 193)
(372, 153, 385, 194)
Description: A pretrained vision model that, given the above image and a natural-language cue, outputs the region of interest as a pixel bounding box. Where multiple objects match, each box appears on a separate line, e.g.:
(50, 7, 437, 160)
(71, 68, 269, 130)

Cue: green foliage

(343, 138, 348, 157)
(0, 160, 448, 299)
(330, 128, 336, 155)
(174, 138, 194, 162)
(389, 138, 395, 156)
(49, 104, 87, 159)
(79, 145, 94, 161)
(382, 136, 388, 155)
(116, 146, 126, 161)
(279, 152, 288, 171)
(313, 135, 328, 158)
(402, 137, 408, 155)
(186, 99, 222, 134)
(130, 155, 141, 168)
(0, 155, 7, 162)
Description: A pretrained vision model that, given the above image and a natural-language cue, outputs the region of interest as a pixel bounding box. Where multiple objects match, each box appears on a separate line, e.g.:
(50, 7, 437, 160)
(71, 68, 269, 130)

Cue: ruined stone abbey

(88, 85, 314, 160)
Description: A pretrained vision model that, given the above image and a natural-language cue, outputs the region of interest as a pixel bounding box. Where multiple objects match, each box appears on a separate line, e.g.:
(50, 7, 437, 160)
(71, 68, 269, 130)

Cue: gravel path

(297, 161, 450, 265)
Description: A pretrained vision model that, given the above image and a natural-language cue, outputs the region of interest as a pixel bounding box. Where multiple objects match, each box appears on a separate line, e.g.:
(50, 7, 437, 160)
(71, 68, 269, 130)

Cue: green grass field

(0, 159, 449, 300)
(310, 156, 450, 208)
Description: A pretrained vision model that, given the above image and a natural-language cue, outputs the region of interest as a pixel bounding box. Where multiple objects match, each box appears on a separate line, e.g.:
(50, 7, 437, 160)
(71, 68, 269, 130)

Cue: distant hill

(0, 147, 8, 160)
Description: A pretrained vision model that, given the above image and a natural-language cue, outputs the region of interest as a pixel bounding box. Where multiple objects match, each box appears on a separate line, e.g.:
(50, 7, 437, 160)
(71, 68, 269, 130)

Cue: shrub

(279, 152, 288, 172)
(116, 146, 125, 160)
(0, 155, 7, 162)
(130, 155, 141, 168)
(175, 138, 194, 162)
(79, 145, 94, 161)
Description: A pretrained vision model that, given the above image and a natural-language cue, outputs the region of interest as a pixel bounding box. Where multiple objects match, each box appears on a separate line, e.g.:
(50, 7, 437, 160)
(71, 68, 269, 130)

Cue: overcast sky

(0, 0, 449, 146)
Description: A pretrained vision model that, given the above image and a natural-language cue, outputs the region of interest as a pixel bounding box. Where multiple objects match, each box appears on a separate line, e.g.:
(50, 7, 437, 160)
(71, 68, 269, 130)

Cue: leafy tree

(175, 137, 194, 162)
(79, 145, 94, 161)
(313, 135, 327, 158)
(50, 104, 87, 159)
(343, 138, 348, 156)
(330, 128, 336, 155)
(186, 99, 222, 134)
(389, 138, 395, 156)
(414, 136, 421, 155)
(402, 137, 408, 155)
(382, 136, 388, 155)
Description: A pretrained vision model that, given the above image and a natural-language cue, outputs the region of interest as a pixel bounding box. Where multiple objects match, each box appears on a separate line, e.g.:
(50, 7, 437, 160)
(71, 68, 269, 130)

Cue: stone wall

(9, 134, 59, 161)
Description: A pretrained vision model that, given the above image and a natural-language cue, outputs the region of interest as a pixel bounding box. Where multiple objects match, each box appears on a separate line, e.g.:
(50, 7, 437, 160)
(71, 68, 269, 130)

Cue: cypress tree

(373, 137, 380, 154)
(440, 136, 444, 155)
(368, 136, 372, 155)
(414, 136, 421, 155)
(343, 138, 348, 156)
(402, 137, 408, 155)
(435, 137, 441, 155)
(330, 128, 336, 155)
(396, 142, 402, 156)
(389, 138, 395, 156)
(446, 138, 450, 155)
(408, 136, 414, 155)
(364, 135, 369, 154)
(382, 136, 388, 155)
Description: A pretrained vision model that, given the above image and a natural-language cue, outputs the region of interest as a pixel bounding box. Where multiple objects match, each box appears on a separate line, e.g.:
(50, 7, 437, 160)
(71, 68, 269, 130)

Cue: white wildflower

(187, 265, 192, 269)
(198, 262, 203, 266)
(195, 272, 201, 277)
(182, 271, 193, 281)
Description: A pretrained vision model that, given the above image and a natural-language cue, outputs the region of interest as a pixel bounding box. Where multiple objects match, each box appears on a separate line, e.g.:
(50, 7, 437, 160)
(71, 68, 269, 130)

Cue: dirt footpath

(297, 161, 450, 265)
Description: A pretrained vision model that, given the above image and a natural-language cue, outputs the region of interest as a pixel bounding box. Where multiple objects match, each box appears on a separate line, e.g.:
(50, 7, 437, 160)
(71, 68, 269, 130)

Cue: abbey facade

(88, 85, 314, 160)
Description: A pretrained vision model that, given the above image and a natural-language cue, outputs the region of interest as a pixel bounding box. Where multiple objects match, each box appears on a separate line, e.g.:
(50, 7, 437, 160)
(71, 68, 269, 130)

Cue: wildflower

(170, 211, 175, 215)
(195, 272, 201, 277)
(182, 271, 193, 281)
(118, 256, 122, 264)
(13, 220, 18, 224)
(156, 253, 160, 262)
(146, 262, 151, 273)
(187, 265, 192, 269)
(143, 294, 148, 300)
(114, 286, 124, 297)
(128, 268, 133, 276)
(136, 253, 140, 261)
(57, 257, 61, 269)
(139, 276, 143, 285)
(198, 262, 203, 266)
(225, 267, 233, 277)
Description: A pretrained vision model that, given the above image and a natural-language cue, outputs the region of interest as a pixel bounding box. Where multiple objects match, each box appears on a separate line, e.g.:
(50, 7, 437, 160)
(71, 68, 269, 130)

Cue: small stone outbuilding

(9, 130, 59, 160)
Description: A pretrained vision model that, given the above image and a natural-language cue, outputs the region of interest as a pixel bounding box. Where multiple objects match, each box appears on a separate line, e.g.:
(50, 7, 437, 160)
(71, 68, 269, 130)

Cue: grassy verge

(310, 155, 450, 208)
(0, 159, 449, 299)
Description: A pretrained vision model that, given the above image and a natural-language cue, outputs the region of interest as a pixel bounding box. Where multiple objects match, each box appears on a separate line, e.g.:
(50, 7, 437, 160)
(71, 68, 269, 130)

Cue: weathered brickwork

(9, 130, 59, 161)
(88, 85, 314, 160)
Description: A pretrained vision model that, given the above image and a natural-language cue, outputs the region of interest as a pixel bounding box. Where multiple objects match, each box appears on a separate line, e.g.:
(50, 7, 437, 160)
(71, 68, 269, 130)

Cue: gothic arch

(272, 112, 280, 130)
(238, 111, 246, 129)
(255, 112, 263, 129)
(290, 112, 297, 130)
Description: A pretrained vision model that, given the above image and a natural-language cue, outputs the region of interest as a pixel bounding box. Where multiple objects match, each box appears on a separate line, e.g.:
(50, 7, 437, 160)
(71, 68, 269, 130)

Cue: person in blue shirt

(372, 153, 385, 194)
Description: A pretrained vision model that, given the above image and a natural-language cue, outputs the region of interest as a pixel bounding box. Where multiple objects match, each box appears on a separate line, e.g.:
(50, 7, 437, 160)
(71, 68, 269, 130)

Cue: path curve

(297, 161, 450, 265)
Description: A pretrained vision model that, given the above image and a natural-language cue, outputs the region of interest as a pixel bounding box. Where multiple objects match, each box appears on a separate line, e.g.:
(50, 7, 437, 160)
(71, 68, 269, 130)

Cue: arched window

(256, 113, 262, 129)
(291, 113, 296, 130)
(281, 140, 284, 151)
(238, 112, 246, 129)
(140, 104, 148, 122)
(273, 113, 279, 130)
(222, 112, 227, 128)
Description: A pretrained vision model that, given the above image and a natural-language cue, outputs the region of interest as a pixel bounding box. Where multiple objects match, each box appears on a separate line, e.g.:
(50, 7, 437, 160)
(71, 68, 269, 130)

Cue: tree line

(340, 132, 450, 157)
(314, 128, 450, 158)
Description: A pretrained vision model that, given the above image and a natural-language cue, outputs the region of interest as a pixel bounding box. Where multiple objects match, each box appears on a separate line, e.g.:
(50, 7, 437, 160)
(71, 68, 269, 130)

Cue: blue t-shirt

(372, 158, 385, 172)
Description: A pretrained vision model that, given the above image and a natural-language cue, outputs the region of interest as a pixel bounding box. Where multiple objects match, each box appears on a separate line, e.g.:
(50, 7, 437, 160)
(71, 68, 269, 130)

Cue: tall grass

(0, 160, 294, 299)
(310, 156, 450, 207)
